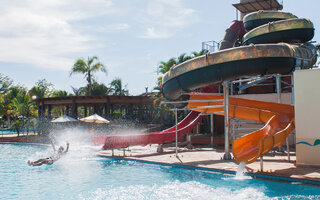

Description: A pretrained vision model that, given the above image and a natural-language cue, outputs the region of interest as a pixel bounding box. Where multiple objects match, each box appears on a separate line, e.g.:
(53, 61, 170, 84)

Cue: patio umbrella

(51, 115, 78, 123)
(80, 114, 110, 124)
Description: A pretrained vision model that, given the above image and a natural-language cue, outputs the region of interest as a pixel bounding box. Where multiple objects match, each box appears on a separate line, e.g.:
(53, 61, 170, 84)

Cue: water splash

(235, 162, 251, 180)
(79, 181, 270, 200)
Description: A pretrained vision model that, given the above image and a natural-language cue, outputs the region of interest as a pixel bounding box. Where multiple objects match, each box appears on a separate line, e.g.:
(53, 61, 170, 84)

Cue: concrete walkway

(99, 145, 320, 183)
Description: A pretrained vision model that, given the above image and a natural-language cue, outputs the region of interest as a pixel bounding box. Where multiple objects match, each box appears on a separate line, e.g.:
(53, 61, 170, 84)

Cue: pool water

(0, 143, 319, 200)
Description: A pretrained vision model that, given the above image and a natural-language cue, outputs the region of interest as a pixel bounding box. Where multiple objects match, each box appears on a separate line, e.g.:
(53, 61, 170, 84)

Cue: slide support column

(210, 114, 214, 148)
(260, 156, 264, 172)
(277, 74, 291, 162)
(223, 81, 232, 160)
(175, 107, 178, 157)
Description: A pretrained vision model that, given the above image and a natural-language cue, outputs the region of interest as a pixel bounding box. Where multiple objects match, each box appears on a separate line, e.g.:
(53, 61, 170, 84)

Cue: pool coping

(98, 154, 320, 187)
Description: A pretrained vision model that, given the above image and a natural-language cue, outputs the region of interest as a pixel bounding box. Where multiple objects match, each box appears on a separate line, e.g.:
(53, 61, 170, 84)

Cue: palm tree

(10, 92, 36, 136)
(157, 58, 177, 75)
(177, 53, 192, 64)
(109, 78, 128, 96)
(71, 86, 83, 96)
(0, 73, 13, 94)
(10, 92, 36, 118)
(82, 81, 112, 96)
(51, 90, 68, 97)
(29, 79, 53, 99)
(70, 56, 107, 96)
(192, 49, 208, 57)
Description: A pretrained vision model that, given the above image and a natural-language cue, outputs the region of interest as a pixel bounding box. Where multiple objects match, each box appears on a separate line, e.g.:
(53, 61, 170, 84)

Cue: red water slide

(92, 111, 202, 149)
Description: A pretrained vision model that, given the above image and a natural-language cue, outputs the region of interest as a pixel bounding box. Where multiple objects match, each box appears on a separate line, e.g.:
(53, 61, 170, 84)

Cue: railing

(201, 40, 220, 52)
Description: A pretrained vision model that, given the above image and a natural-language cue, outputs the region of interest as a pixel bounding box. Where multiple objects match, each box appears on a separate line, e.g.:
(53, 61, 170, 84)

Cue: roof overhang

(233, 0, 283, 14)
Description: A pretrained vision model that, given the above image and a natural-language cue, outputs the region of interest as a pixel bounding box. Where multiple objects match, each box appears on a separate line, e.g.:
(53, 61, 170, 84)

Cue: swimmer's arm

(50, 139, 57, 152)
(64, 142, 69, 153)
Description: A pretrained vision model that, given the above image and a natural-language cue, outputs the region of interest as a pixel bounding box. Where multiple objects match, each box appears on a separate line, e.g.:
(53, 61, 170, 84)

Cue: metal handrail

(161, 99, 223, 104)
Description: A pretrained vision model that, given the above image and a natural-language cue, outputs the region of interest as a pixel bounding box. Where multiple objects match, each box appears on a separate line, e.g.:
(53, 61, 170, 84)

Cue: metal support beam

(260, 156, 264, 172)
(287, 74, 295, 162)
(175, 107, 178, 157)
(277, 74, 290, 162)
(276, 74, 282, 103)
(291, 74, 295, 105)
(276, 74, 284, 152)
(161, 99, 223, 105)
(291, 73, 296, 150)
(170, 105, 223, 111)
(286, 138, 290, 162)
(210, 114, 214, 148)
(223, 81, 232, 160)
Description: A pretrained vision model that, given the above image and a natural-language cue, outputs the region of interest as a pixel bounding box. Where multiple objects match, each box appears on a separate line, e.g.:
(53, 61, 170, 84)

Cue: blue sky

(0, 0, 319, 95)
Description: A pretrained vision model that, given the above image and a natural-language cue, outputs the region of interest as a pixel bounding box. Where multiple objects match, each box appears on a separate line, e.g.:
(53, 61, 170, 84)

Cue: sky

(0, 0, 319, 95)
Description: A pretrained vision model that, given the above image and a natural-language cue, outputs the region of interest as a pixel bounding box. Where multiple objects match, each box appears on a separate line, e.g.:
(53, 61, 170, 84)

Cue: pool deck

(99, 145, 320, 184)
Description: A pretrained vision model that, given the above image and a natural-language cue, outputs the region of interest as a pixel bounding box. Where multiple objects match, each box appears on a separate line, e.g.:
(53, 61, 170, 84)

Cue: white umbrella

(80, 114, 110, 124)
(51, 115, 78, 123)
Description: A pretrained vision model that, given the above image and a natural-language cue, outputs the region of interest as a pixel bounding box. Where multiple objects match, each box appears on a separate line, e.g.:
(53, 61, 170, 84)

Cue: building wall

(294, 69, 320, 166)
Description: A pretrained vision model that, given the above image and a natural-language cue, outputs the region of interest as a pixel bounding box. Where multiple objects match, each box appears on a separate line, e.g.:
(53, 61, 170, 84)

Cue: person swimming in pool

(28, 139, 69, 166)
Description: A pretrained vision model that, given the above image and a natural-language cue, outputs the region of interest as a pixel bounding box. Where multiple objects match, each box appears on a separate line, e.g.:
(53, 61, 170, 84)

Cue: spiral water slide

(161, 10, 317, 164)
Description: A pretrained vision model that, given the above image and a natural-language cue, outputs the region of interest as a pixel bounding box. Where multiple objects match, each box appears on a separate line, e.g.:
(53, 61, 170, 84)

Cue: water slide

(185, 93, 294, 164)
(161, 10, 317, 163)
(95, 111, 201, 149)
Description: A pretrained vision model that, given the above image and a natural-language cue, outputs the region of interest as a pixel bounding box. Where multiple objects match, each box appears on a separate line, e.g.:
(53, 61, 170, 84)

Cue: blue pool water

(0, 143, 319, 200)
(0, 128, 37, 134)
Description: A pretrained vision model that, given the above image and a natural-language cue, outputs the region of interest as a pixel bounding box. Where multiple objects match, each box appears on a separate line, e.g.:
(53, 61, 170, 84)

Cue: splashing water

(79, 181, 270, 200)
(235, 162, 251, 180)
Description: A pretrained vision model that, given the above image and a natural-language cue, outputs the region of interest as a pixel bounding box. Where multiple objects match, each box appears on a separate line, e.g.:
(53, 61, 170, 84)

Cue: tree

(9, 92, 37, 136)
(81, 81, 112, 96)
(0, 93, 5, 116)
(109, 78, 129, 96)
(177, 53, 192, 64)
(0, 93, 5, 127)
(0, 73, 13, 94)
(71, 86, 83, 96)
(157, 58, 177, 75)
(4, 86, 27, 120)
(192, 49, 208, 57)
(29, 79, 54, 99)
(70, 56, 107, 96)
(91, 82, 113, 96)
(51, 90, 69, 97)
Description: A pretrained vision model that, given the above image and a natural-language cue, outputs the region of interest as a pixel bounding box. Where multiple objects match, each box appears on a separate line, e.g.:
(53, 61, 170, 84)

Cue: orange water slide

(186, 94, 295, 164)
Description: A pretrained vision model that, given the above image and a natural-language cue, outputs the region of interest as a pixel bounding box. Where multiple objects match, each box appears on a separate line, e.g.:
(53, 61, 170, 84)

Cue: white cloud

(94, 23, 131, 32)
(139, 0, 197, 39)
(108, 23, 131, 31)
(0, 0, 114, 71)
(140, 27, 173, 39)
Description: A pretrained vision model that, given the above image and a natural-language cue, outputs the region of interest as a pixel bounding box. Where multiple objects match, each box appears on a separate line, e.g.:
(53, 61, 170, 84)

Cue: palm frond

(91, 62, 107, 74)
(87, 56, 98, 67)
(70, 59, 88, 76)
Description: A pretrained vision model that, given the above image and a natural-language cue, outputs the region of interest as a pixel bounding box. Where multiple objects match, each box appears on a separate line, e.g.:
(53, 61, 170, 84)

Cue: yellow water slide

(186, 94, 295, 164)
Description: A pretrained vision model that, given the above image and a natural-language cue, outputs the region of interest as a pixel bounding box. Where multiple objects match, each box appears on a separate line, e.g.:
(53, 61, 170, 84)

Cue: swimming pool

(0, 143, 319, 200)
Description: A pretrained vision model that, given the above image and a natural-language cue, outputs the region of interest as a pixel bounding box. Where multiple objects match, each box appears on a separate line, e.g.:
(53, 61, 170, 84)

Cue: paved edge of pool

(98, 155, 320, 187)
